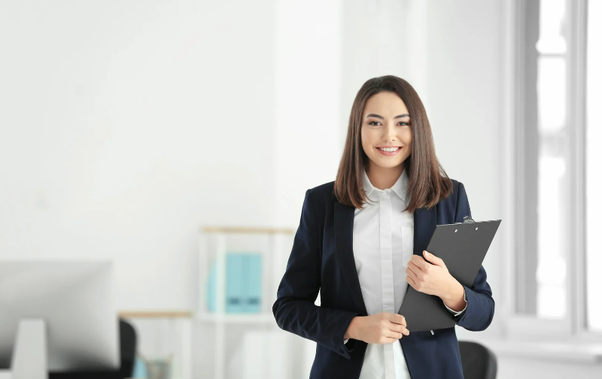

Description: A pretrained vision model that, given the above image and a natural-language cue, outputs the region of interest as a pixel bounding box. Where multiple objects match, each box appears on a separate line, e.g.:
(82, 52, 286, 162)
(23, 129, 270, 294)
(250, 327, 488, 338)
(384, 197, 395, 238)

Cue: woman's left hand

(405, 250, 466, 311)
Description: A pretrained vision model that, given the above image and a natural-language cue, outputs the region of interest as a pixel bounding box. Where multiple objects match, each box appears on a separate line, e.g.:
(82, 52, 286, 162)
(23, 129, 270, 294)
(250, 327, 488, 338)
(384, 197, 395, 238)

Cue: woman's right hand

(344, 312, 410, 344)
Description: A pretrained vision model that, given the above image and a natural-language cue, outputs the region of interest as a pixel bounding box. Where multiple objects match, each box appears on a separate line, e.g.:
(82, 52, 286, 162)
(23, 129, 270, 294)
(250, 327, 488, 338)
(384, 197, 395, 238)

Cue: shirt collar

(362, 168, 409, 203)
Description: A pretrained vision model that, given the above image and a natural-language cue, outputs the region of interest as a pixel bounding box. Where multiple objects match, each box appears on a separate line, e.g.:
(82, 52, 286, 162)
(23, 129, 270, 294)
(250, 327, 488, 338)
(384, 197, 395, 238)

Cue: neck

(366, 163, 404, 190)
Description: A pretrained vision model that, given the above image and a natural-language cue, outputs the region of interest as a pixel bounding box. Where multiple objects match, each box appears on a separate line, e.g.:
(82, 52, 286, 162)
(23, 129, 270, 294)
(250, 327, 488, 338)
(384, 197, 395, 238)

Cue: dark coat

(273, 179, 494, 379)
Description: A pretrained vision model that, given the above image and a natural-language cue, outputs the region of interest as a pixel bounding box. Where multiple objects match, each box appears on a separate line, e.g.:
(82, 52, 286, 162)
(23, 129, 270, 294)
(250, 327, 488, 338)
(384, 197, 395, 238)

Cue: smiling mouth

(377, 147, 402, 152)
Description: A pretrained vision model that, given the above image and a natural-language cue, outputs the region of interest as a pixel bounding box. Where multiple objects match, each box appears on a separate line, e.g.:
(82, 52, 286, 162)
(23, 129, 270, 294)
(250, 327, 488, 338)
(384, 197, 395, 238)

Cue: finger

(406, 275, 416, 288)
(407, 263, 424, 281)
(388, 323, 407, 334)
(408, 260, 424, 274)
(409, 255, 422, 267)
(399, 314, 407, 327)
(386, 329, 403, 339)
(388, 325, 410, 337)
(410, 255, 429, 271)
(389, 314, 407, 327)
(423, 250, 445, 266)
(405, 265, 418, 280)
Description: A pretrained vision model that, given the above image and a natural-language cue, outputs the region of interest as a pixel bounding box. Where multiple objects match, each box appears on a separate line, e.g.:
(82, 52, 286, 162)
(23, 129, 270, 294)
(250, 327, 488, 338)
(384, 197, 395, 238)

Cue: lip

(376, 146, 403, 156)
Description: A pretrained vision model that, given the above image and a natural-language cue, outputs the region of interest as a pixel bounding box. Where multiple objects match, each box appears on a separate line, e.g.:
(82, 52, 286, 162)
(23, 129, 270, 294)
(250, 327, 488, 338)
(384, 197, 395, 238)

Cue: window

(508, 0, 600, 338)
(585, 0, 602, 332)
(515, 0, 569, 320)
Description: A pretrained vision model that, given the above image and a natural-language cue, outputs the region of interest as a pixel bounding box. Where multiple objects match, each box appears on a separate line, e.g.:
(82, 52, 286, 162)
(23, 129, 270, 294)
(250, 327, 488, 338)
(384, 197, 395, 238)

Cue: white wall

(340, 0, 407, 138)
(0, 0, 275, 311)
(272, 0, 342, 226)
(0, 0, 343, 378)
(271, 1, 343, 377)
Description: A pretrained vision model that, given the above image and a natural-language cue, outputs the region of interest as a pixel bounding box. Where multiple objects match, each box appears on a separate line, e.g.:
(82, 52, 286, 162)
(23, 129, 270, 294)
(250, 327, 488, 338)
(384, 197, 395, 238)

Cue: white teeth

(378, 147, 400, 152)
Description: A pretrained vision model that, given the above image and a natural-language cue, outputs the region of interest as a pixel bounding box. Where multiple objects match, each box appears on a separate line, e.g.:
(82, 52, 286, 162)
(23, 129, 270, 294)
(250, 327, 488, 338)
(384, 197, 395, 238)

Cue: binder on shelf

(226, 253, 245, 313)
(243, 254, 262, 313)
(206, 252, 263, 314)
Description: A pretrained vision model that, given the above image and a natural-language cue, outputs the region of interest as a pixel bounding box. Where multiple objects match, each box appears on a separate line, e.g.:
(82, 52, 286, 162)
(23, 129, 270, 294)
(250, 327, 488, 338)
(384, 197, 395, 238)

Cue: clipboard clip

(462, 215, 475, 224)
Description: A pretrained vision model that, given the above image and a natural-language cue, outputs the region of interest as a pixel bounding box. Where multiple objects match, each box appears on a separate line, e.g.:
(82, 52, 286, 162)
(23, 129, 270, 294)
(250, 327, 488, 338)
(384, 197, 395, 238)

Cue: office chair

(49, 318, 138, 379)
(458, 341, 497, 379)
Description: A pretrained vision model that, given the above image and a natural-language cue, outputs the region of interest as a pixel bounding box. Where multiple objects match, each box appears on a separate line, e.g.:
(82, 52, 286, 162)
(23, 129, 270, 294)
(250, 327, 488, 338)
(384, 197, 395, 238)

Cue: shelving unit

(198, 226, 294, 379)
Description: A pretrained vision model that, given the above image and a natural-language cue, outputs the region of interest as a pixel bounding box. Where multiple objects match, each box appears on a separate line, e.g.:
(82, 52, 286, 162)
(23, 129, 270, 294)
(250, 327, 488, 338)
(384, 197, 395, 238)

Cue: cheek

(403, 129, 412, 143)
(360, 129, 373, 150)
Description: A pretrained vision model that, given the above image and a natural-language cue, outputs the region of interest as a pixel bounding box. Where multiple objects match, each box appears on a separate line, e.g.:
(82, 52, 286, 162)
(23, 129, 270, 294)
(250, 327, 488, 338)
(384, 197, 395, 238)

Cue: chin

(374, 160, 405, 169)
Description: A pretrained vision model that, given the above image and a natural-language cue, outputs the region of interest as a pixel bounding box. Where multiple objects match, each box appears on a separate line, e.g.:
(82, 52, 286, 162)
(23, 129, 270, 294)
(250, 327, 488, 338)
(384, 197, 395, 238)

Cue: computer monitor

(0, 261, 119, 374)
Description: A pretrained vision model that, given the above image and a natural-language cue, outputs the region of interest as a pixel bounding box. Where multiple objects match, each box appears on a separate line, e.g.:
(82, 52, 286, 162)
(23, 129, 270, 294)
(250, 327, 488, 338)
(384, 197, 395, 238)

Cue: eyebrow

(365, 113, 410, 119)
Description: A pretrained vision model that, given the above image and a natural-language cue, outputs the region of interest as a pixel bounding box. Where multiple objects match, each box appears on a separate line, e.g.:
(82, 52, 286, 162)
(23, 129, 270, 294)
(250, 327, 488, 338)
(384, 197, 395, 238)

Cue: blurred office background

(0, 0, 601, 378)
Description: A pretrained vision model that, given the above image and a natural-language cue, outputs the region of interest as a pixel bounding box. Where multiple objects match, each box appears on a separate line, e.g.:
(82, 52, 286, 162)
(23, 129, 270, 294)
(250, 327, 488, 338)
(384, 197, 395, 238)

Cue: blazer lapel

(413, 206, 438, 256)
(334, 202, 368, 316)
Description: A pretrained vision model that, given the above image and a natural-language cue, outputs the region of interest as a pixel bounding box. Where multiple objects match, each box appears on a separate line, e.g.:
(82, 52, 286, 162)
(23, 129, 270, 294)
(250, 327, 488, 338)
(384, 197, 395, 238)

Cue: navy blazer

(272, 179, 495, 379)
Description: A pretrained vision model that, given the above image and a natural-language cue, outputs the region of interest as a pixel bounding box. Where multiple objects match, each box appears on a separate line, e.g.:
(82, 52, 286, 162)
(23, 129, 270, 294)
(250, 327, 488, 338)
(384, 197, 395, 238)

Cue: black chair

(458, 341, 497, 379)
(117, 318, 137, 379)
(50, 318, 137, 379)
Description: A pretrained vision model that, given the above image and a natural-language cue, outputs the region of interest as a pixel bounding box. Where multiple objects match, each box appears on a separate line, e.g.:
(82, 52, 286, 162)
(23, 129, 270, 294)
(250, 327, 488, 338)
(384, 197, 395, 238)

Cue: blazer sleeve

(450, 182, 496, 331)
(272, 189, 359, 359)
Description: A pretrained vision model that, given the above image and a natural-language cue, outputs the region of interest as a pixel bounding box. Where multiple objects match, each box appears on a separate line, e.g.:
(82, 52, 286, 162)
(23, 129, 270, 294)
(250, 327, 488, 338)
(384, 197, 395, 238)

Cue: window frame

(501, 0, 601, 342)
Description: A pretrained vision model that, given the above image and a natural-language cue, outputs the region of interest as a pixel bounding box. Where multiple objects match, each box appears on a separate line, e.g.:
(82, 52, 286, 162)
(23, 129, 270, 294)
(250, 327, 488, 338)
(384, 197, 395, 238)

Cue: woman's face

(360, 91, 412, 172)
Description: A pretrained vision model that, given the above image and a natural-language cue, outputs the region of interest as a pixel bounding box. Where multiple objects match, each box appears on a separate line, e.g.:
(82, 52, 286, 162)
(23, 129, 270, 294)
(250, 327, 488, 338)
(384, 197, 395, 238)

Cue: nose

(382, 123, 397, 142)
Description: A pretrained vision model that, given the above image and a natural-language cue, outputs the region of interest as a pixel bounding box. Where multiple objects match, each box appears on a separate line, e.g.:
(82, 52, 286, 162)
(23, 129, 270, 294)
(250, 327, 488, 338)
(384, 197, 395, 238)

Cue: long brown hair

(334, 75, 453, 212)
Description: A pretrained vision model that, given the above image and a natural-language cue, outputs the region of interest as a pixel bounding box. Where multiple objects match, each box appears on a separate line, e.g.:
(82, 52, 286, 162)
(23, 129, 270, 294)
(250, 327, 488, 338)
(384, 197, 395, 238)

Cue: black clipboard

(398, 216, 501, 332)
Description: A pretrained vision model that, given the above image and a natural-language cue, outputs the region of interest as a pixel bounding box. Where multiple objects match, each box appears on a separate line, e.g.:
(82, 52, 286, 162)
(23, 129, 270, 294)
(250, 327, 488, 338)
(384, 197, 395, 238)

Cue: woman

(272, 75, 494, 379)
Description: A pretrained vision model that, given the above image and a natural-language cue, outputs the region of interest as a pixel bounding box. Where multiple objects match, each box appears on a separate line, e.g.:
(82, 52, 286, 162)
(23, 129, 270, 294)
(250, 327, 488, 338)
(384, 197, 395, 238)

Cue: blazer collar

(334, 201, 437, 316)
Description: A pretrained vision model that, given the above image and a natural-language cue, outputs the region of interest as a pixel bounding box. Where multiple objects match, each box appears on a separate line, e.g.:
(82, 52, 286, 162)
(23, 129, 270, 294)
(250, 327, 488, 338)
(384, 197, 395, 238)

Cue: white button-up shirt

(349, 168, 466, 378)
(352, 168, 413, 379)
(353, 167, 413, 379)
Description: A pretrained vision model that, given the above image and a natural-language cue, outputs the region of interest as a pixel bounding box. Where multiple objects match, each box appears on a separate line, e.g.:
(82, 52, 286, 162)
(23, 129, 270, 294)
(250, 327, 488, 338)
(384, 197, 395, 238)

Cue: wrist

(442, 280, 466, 311)
(344, 316, 361, 340)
